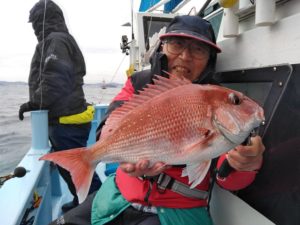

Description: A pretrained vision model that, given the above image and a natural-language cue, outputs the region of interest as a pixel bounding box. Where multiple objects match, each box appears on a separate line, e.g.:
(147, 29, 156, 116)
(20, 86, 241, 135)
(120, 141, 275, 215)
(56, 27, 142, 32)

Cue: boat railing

(0, 104, 109, 225)
(87, 104, 119, 181)
(87, 104, 108, 146)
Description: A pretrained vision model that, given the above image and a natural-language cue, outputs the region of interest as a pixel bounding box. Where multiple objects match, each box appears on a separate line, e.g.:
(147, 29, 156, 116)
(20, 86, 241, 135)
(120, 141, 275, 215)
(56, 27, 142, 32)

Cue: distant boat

(101, 80, 107, 89)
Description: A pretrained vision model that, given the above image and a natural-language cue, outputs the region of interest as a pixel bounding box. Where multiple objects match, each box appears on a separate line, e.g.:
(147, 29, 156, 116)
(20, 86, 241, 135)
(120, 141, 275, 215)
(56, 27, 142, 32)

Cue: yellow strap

(218, 0, 238, 8)
(59, 105, 95, 124)
(126, 64, 135, 77)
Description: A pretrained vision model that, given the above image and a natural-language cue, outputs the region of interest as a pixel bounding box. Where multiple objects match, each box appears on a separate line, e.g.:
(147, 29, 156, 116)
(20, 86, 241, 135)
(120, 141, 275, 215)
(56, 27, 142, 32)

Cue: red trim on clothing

(216, 154, 258, 191)
(116, 155, 258, 208)
(113, 78, 134, 101)
(160, 33, 222, 53)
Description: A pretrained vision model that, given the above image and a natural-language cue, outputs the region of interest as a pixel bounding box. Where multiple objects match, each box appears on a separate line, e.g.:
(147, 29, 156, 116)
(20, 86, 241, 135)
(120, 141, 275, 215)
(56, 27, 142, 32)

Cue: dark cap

(160, 15, 221, 53)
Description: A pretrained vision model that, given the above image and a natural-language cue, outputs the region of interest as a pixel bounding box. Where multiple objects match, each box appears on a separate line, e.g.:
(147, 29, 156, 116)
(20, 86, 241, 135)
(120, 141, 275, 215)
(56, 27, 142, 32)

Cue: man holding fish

(47, 15, 265, 225)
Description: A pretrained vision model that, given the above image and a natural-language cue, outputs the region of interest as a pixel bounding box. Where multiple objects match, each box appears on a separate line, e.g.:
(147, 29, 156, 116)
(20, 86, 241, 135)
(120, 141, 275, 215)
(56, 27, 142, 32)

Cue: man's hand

(119, 159, 170, 177)
(18, 102, 32, 120)
(227, 136, 265, 171)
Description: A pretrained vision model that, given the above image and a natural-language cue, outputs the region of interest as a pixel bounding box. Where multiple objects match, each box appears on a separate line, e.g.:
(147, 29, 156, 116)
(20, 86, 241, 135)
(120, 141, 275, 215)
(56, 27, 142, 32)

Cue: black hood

(29, 0, 68, 41)
(193, 47, 217, 84)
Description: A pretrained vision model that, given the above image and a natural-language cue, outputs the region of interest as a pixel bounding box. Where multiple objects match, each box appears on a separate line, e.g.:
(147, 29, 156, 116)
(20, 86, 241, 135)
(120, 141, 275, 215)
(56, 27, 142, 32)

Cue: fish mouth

(213, 117, 245, 145)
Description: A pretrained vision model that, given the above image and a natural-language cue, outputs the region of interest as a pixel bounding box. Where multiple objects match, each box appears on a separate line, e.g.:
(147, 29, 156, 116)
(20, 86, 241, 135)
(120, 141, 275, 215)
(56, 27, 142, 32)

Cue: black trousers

(49, 192, 160, 225)
(49, 192, 96, 225)
(106, 207, 160, 225)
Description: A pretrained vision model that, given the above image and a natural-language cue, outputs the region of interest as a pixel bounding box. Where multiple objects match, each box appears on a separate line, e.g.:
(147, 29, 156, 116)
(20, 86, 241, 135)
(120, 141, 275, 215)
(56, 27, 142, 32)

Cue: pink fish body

(41, 75, 264, 203)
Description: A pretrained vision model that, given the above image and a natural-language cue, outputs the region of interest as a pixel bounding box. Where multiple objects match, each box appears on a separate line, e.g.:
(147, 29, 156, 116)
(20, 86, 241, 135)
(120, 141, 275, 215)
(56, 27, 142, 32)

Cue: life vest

(116, 167, 210, 208)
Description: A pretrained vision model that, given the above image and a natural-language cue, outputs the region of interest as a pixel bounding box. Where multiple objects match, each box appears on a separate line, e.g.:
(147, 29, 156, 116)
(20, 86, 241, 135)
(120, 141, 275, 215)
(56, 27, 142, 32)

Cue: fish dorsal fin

(100, 74, 191, 139)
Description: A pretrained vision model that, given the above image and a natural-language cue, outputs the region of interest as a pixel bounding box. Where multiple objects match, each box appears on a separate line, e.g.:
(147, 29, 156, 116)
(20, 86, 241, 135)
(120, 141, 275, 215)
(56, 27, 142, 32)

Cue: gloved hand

(19, 102, 33, 120)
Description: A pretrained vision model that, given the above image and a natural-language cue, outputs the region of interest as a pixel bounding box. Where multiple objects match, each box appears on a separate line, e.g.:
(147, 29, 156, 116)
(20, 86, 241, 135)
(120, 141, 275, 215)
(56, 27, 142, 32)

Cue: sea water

(0, 83, 121, 176)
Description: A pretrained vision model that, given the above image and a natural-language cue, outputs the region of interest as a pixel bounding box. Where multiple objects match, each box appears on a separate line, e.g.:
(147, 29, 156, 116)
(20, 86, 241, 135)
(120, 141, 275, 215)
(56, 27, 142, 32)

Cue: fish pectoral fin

(183, 129, 215, 155)
(182, 160, 211, 189)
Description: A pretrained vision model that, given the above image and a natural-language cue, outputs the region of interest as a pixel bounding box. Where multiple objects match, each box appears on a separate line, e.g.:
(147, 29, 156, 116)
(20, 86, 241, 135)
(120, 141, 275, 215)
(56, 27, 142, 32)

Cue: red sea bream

(41, 75, 264, 203)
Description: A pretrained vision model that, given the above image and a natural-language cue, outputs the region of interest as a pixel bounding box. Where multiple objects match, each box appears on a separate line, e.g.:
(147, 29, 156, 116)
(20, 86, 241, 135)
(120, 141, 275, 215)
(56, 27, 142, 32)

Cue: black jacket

(28, 0, 88, 122)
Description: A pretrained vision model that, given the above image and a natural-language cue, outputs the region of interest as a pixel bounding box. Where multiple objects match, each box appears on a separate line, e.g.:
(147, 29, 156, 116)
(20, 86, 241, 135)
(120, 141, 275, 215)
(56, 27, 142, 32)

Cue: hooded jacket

(28, 0, 87, 123)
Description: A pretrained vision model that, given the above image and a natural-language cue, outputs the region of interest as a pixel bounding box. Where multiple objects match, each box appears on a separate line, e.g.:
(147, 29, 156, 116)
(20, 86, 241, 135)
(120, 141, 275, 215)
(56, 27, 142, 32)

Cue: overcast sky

(0, 0, 205, 84)
(0, 0, 134, 84)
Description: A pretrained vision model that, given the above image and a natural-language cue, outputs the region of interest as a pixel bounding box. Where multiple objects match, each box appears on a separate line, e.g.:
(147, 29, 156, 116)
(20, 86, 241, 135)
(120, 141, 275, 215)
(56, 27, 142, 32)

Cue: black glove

(19, 102, 33, 121)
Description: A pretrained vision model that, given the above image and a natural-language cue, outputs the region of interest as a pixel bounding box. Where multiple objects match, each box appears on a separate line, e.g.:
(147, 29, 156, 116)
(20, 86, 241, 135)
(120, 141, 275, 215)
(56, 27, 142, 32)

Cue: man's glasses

(163, 37, 210, 60)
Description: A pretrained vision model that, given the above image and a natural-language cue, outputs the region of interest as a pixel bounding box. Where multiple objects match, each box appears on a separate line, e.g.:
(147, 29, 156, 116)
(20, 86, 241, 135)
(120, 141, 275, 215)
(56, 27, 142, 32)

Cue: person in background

(49, 15, 264, 225)
(19, 0, 101, 212)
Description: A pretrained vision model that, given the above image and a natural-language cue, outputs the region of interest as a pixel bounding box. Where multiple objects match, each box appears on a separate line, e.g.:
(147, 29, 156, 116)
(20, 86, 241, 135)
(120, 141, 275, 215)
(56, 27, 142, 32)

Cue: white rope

(97, 54, 127, 104)
(38, 0, 47, 110)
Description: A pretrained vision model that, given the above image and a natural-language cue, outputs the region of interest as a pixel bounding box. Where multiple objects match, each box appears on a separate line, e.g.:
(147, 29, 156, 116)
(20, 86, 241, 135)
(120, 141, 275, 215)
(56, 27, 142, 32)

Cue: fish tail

(40, 147, 96, 203)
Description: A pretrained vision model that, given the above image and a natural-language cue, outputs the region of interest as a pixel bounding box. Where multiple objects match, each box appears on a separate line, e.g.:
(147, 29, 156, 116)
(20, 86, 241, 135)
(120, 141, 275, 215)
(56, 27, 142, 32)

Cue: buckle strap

(171, 180, 208, 199)
(156, 173, 208, 200)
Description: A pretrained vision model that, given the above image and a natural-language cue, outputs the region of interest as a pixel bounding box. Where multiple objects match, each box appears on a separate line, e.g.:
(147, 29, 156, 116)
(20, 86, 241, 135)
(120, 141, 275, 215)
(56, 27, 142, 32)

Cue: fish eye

(229, 93, 241, 105)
